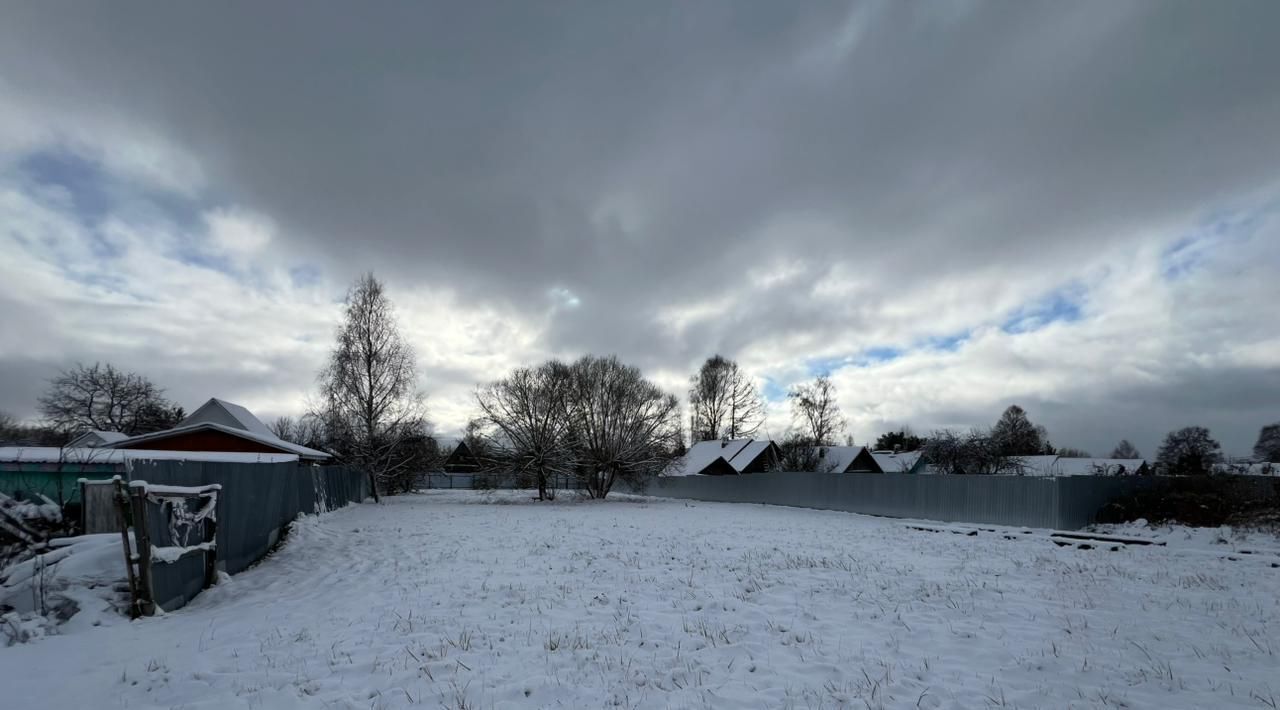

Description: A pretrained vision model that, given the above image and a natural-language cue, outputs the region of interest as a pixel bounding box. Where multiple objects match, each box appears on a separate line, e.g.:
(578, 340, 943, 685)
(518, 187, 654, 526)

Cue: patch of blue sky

(805, 355, 852, 377)
(1161, 203, 1275, 280)
(18, 147, 202, 233)
(290, 264, 322, 288)
(170, 245, 238, 277)
(760, 379, 788, 403)
(62, 267, 133, 295)
(804, 346, 905, 377)
(917, 330, 970, 352)
(1001, 284, 1085, 334)
(857, 346, 902, 364)
(18, 150, 114, 222)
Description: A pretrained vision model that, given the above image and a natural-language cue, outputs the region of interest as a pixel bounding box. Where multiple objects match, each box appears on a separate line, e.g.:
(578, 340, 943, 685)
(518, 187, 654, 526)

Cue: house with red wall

(107, 398, 331, 462)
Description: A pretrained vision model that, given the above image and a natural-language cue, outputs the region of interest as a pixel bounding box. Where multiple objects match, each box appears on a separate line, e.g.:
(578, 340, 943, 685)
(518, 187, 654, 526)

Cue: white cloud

(204, 207, 274, 257)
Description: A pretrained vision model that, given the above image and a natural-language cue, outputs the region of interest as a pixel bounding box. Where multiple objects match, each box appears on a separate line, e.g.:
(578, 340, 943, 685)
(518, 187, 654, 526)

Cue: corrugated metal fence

(101, 461, 368, 611)
(623, 472, 1162, 530)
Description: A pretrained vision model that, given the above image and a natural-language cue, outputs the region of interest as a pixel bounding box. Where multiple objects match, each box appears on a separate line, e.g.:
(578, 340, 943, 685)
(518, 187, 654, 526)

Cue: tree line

(4, 273, 1278, 494)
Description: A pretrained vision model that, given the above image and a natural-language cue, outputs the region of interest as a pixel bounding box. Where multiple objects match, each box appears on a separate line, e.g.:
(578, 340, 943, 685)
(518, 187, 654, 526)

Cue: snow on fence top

(128, 481, 223, 495)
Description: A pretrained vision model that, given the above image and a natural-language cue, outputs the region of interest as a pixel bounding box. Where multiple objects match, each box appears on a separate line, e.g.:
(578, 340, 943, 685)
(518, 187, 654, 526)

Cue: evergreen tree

(990, 405, 1050, 456)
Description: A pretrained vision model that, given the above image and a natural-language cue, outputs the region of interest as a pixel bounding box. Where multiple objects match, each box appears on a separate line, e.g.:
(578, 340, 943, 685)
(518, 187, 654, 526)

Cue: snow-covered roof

(871, 450, 923, 473)
(1050, 458, 1147, 476)
(816, 446, 868, 472)
(727, 440, 773, 470)
(180, 398, 278, 439)
(1212, 462, 1280, 476)
(65, 430, 129, 448)
(669, 439, 751, 476)
(1007, 455, 1062, 476)
(108, 421, 331, 460)
(0, 447, 299, 464)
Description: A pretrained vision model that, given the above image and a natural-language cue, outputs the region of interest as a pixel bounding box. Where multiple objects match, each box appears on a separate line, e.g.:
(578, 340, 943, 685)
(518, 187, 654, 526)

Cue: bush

(1096, 475, 1280, 528)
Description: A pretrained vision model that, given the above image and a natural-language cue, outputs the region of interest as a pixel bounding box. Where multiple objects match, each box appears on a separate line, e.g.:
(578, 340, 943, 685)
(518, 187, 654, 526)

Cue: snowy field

(2, 492, 1278, 709)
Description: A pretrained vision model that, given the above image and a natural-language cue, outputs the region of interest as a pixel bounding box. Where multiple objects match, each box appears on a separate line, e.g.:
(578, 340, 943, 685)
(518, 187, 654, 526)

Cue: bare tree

(688, 355, 764, 442)
(316, 274, 428, 501)
(133, 401, 185, 433)
(476, 361, 578, 501)
(1056, 447, 1091, 458)
(0, 411, 16, 445)
(922, 428, 1019, 475)
(922, 429, 966, 475)
(566, 355, 681, 499)
(787, 375, 847, 447)
(303, 414, 330, 450)
(462, 417, 488, 452)
(38, 362, 177, 435)
(1109, 439, 1141, 459)
(1155, 426, 1222, 476)
(778, 432, 838, 472)
(269, 415, 297, 442)
(0, 415, 65, 447)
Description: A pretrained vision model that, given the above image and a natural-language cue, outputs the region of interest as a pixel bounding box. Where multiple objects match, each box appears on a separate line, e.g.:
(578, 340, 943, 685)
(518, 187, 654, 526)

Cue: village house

(104, 398, 331, 462)
(669, 439, 783, 476)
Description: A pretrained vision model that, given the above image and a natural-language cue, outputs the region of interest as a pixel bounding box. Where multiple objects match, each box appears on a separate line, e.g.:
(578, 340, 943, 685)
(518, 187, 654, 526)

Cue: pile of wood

(0, 492, 64, 572)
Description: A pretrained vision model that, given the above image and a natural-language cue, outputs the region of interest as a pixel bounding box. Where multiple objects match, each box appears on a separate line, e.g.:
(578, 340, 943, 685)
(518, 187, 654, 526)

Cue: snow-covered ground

(2, 491, 1278, 709)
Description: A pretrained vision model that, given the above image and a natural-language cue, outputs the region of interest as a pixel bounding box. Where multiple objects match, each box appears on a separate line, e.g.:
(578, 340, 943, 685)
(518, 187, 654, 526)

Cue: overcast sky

(1, 1, 1278, 457)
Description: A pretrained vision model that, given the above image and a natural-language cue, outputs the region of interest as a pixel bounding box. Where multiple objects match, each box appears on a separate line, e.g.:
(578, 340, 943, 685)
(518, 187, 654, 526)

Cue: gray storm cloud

(1, 1, 1278, 455)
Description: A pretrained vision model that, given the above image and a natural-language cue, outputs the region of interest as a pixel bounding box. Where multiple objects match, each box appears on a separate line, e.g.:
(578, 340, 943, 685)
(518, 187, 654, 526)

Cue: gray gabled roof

(870, 450, 923, 473)
(66, 430, 130, 448)
(180, 398, 278, 439)
(726, 440, 773, 470)
(816, 445, 870, 472)
(671, 439, 782, 476)
(670, 439, 749, 476)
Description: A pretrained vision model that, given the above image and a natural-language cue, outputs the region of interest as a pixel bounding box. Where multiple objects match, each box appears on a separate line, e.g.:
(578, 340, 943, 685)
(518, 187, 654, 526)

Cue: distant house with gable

(814, 445, 881, 473)
(106, 398, 331, 462)
(442, 440, 483, 474)
(669, 439, 782, 476)
(65, 430, 129, 448)
(869, 450, 926, 474)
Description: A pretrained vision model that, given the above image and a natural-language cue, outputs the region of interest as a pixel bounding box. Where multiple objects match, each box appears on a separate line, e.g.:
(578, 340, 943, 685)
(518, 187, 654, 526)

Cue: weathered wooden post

(111, 477, 142, 619)
(203, 508, 219, 588)
(129, 484, 156, 616)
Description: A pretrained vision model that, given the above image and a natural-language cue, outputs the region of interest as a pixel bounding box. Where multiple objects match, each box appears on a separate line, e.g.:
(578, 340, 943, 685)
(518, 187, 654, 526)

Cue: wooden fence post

(111, 478, 141, 619)
(130, 487, 156, 616)
(204, 508, 219, 589)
